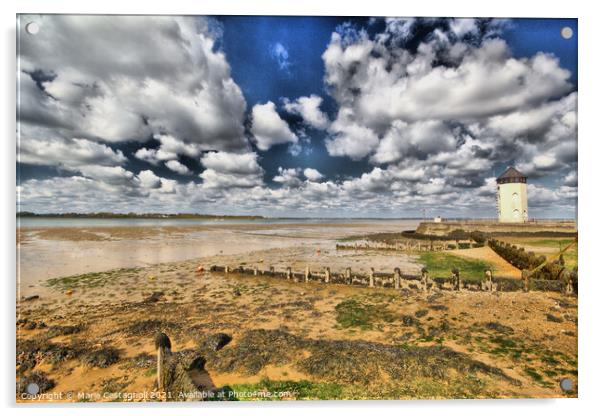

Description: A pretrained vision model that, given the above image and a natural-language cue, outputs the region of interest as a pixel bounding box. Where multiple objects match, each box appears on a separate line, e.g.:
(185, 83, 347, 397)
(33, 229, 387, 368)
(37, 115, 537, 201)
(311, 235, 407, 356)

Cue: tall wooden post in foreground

(155, 332, 172, 392)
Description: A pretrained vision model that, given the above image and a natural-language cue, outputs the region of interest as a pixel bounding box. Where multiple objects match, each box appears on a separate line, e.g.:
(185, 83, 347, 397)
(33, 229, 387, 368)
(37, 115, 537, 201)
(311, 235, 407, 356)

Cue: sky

(16, 15, 578, 218)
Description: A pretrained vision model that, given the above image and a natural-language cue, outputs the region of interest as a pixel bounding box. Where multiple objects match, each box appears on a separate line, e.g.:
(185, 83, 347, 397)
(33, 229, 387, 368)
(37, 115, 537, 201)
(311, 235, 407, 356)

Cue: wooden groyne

(208, 265, 575, 294)
(336, 240, 477, 252)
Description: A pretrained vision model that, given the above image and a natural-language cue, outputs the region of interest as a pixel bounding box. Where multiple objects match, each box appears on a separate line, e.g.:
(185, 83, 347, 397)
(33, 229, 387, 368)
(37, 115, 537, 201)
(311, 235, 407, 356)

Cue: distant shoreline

(16, 212, 575, 221)
(16, 212, 426, 221)
(16, 212, 264, 220)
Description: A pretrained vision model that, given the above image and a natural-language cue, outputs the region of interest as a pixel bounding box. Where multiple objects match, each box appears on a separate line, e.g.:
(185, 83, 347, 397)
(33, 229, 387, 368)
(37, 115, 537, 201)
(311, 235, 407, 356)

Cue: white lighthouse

(496, 167, 528, 223)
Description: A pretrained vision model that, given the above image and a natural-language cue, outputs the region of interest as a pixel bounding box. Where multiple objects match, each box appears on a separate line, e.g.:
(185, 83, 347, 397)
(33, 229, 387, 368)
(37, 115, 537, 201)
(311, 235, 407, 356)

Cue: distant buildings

(496, 167, 528, 223)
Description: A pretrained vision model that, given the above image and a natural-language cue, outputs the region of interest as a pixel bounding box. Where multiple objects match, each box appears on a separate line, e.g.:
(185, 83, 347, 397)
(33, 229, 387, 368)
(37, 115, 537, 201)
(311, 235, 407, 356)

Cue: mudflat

(16, 221, 578, 401)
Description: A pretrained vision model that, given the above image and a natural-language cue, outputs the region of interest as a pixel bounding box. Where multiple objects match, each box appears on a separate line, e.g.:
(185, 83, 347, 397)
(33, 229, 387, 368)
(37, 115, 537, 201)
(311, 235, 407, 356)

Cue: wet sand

(17, 220, 419, 296)
(16, 220, 578, 401)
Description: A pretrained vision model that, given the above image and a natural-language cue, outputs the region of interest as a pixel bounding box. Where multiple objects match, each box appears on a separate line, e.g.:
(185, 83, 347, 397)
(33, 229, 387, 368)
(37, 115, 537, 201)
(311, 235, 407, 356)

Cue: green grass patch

(222, 378, 348, 400)
(500, 237, 578, 269)
(334, 298, 396, 330)
(45, 267, 140, 291)
(223, 376, 500, 400)
(523, 367, 544, 383)
(419, 252, 493, 280)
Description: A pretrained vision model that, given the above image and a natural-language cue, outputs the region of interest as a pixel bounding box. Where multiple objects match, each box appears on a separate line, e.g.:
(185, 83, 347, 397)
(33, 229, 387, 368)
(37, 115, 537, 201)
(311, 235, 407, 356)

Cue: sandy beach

(16, 220, 578, 401)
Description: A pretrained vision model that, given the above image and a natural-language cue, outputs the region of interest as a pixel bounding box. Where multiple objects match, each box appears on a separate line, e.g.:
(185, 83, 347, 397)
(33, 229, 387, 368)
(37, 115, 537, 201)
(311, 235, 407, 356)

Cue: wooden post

(324, 267, 331, 283)
(521, 270, 530, 292)
(369, 268, 375, 288)
(345, 267, 352, 284)
(225, 266, 230, 274)
(286, 267, 292, 280)
(485, 269, 493, 292)
(154, 332, 171, 392)
(421, 268, 429, 292)
(305, 266, 311, 282)
(253, 267, 258, 276)
(452, 268, 461, 291)
(394, 268, 401, 290)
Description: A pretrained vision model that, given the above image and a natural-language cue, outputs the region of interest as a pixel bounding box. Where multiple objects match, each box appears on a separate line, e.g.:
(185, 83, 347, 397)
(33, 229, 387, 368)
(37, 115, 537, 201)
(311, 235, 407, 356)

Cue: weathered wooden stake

(286, 267, 292, 280)
(394, 268, 401, 290)
(369, 268, 375, 288)
(485, 269, 493, 292)
(324, 267, 331, 283)
(452, 268, 461, 291)
(305, 266, 311, 282)
(522, 270, 530, 292)
(421, 268, 429, 292)
(345, 267, 352, 284)
(154, 332, 172, 392)
(225, 266, 230, 274)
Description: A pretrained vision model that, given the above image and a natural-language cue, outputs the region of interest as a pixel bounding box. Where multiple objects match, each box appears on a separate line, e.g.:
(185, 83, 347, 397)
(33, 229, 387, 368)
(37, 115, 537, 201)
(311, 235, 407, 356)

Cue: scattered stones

(401, 315, 416, 326)
(483, 321, 515, 335)
(46, 324, 85, 338)
(143, 291, 165, 303)
(546, 313, 564, 323)
(198, 333, 232, 352)
(414, 309, 429, 318)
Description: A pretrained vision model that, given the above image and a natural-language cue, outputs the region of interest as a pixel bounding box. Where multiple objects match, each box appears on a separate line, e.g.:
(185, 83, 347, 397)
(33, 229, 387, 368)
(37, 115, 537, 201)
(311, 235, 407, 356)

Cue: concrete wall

(497, 182, 528, 223)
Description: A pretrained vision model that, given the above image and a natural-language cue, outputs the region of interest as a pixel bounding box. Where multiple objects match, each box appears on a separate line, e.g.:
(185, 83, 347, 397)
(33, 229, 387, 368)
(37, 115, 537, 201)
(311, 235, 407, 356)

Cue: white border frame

(3, 1, 600, 415)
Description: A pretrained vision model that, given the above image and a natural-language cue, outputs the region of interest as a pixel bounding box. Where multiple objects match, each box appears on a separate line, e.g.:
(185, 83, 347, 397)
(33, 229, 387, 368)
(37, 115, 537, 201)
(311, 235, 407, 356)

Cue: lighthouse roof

(496, 167, 527, 184)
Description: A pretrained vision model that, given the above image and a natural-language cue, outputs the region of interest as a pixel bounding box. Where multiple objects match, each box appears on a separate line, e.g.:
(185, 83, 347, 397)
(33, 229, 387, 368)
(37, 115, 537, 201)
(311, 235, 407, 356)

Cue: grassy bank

(419, 252, 494, 280)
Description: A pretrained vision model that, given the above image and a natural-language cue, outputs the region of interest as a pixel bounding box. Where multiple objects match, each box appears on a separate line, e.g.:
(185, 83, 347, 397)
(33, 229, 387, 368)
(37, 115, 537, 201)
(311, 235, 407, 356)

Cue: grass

(498, 237, 578, 269)
(45, 267, 140, 291)
(419, 252, 493, 280)
(334, 298, 396, 330)
(222, 379, 348, 400)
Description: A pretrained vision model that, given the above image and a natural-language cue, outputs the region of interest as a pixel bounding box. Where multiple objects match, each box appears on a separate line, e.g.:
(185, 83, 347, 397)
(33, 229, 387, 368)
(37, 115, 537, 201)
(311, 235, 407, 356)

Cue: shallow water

(17, 220, 420, 296)
(17, 217, 418, 228)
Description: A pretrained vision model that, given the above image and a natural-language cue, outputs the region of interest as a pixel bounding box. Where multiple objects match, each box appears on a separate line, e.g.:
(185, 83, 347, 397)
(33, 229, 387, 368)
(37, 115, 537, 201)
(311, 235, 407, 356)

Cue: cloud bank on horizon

(17, 15, 577, 218)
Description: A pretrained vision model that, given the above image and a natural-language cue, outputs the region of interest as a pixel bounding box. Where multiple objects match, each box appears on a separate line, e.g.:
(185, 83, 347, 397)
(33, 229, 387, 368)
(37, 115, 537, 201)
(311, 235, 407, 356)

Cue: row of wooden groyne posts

(335, 241, 478, 252)
(208, 265, 576, 294)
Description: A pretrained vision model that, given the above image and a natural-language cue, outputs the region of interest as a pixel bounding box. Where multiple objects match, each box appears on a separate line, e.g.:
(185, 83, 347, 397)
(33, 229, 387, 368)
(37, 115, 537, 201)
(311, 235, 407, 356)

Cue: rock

(22, 295, 40, 302)
(161, 353, 202, 401)
(198, 333, 232, 352)
(22, 320, 46, 330)
(401, 315, 416, 326)
(144, 291, 165, 303)
(414, 309, 429, 318)
(546, 313, 564, 323)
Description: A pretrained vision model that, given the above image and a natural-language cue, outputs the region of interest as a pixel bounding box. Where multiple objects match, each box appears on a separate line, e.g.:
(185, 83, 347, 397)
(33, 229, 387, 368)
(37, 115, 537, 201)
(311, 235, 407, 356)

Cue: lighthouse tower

(496, 167, 528, 223)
